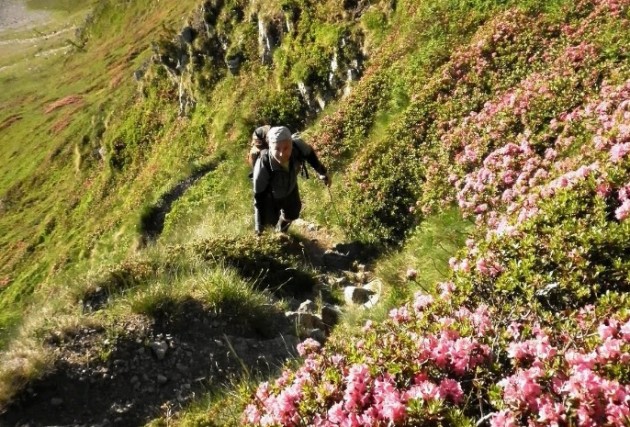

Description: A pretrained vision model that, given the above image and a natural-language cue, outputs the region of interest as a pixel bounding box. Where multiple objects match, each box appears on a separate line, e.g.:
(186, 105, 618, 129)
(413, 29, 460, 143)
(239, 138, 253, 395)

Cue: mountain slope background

(0, 0, 629, 425)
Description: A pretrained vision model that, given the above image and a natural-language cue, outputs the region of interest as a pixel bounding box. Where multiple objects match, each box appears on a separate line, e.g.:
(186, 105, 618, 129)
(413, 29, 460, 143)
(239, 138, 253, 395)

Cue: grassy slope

(0, 0, 202, 344)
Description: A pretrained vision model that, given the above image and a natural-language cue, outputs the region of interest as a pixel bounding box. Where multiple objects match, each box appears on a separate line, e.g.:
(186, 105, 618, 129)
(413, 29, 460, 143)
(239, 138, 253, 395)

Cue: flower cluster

(243, 288, 496, 426)
(492, 318, 630, 427)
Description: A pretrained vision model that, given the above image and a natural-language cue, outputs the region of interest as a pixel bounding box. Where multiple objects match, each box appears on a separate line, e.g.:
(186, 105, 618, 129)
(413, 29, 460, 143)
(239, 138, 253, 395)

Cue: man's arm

(294, 139, 328, 177)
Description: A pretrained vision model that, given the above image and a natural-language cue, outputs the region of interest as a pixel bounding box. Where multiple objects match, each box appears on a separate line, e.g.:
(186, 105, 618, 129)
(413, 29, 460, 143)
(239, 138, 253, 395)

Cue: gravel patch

(0, 0, 50, 33)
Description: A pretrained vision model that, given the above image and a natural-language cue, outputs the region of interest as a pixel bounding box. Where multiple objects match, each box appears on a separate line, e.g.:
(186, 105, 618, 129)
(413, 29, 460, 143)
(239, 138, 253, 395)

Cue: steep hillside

(0, 0, 629, 425)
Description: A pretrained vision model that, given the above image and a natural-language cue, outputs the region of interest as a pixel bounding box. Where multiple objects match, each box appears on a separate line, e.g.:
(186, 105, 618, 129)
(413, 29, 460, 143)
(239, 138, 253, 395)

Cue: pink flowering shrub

(241, 1, 630, 425)
(344, 0, 630, 241)
(243, 290, 630, 426)
(244, 289, 497, 426)
(490, 314, 630, 427)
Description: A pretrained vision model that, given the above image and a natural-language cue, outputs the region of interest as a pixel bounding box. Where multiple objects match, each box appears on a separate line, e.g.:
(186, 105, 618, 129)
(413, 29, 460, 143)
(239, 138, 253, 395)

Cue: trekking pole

(326, 185, 344, 226)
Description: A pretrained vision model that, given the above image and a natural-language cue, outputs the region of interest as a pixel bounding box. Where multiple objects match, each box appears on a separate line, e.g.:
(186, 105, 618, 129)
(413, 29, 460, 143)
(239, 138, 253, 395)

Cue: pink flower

(243, 404, 261, 424)
(507, 341, 529, 360)
(507, 322, 521, 339)
(596, 183, 612, 197)
(297, 338, 321, 357)
(438, 281, 455, 297)
(615, 199, 630, 221)
(610, 142, 630, 162)
(413, 292, 434, 312)
(598, 338, 622, 361)
(537, 395, 565, 425)
(389, 306, 411, 324)
(607, 402, 630, 427)
(565, 350, 597, 370)
(490, 410, 519, 427)
(598, 320, 619, 340)
(327, 402, 346, 424)
(438, 378, 464, 403)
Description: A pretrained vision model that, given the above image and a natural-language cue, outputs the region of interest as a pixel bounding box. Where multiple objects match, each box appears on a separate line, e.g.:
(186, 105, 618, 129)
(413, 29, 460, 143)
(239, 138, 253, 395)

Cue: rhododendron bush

(243, 0, 630, 425)
(243, 289, 630, 426)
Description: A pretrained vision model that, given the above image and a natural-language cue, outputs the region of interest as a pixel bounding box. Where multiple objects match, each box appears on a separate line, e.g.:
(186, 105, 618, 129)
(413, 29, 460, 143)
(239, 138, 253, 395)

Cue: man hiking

(251, 125, 331, 235)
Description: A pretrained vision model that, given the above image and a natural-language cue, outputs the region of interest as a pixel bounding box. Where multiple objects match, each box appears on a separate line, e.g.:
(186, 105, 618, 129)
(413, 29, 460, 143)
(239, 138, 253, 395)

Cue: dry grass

(0, 114, 22, 132)
(43, 95, 83, 114)
(49, 104, 85, 135)
(0, 338, 54, 411)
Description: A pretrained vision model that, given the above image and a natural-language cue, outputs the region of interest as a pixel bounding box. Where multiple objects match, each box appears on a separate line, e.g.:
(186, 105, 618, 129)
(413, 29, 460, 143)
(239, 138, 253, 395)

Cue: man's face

(270, 138, 292, 164)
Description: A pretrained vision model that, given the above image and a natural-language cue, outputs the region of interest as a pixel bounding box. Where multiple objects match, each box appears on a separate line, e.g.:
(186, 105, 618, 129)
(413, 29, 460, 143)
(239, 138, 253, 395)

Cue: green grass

(334, 208, 472, 333)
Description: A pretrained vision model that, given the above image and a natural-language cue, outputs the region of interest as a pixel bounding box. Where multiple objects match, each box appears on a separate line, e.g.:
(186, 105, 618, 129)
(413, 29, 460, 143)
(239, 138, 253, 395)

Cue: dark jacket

(253, 139, 327, 232)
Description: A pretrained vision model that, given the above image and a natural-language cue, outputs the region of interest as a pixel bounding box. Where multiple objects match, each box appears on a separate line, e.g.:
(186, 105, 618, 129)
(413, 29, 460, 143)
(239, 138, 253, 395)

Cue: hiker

(251, 125, 330, 235)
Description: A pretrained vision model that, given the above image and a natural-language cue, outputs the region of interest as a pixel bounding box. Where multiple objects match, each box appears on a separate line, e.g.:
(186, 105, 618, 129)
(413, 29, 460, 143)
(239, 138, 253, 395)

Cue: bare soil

(0, 306, 299, 426)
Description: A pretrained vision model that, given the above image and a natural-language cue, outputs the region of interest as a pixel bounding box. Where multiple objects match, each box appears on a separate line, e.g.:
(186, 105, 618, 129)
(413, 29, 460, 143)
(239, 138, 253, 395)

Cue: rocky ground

(0, 221, 383, 426)
(0, 0, 49, 33)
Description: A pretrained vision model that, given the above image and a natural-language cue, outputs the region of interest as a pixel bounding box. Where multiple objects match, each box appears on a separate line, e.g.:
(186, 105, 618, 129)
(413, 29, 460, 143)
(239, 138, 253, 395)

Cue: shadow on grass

(0, 297, 297, 426)
(138, 159, 222, 244)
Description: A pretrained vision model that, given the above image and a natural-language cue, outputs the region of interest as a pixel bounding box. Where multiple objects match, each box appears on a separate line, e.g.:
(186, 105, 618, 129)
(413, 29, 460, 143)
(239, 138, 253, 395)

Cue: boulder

(226, 55, 241, 74)
(362, 279, 382, 308)
(298, 299, 316, 313)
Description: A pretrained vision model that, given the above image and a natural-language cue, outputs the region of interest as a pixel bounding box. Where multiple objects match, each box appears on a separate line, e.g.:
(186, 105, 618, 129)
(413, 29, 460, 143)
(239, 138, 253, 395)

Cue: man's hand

(318, 174, 331, 187)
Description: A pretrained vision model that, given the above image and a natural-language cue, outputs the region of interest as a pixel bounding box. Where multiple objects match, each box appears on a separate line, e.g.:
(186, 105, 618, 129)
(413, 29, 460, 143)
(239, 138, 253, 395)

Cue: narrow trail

(0, 219, 382, 426)
(0, 26, 75, 46)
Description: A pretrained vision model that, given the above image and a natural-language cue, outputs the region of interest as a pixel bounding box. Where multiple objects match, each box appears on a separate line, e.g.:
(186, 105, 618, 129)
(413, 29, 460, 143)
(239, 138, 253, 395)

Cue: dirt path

(0, 0, 50, 33)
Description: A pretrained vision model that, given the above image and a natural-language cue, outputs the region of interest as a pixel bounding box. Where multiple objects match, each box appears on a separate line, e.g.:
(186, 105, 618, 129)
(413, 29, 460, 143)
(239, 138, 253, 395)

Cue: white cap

(267, 126, 292, 144)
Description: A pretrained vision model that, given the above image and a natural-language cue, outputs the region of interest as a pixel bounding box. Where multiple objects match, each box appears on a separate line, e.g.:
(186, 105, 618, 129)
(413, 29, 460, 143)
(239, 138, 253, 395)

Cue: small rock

(130, 376, 139, 384)
(298, 299, 316, 313)
(329, 276, 348, 286)
(157, 374, 168, 385)
(176, 363, 188, 373)
(355, 270, 369, 284)
(133, 69, 145, 82)
(226, 55, 242, 74)
(51, 397, 63, 406)
(150, 341, 169, 360)
(181, 26, 196, 44)
(363, 279, 382, 308)
(344, 286, 374, 305)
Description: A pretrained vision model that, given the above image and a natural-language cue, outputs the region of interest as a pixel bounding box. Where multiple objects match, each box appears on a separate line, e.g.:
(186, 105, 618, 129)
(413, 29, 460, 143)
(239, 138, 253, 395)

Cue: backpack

(246, 125, 271, 168)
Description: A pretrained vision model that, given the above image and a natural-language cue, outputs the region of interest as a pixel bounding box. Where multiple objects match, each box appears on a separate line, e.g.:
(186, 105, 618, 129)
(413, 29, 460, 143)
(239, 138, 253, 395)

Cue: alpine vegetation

(0, 0, 629, 425)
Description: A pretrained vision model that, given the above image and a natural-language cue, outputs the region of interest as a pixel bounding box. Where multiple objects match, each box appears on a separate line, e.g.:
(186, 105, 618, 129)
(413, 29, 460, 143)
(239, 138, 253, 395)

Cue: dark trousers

(261, 186, 302, 230)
